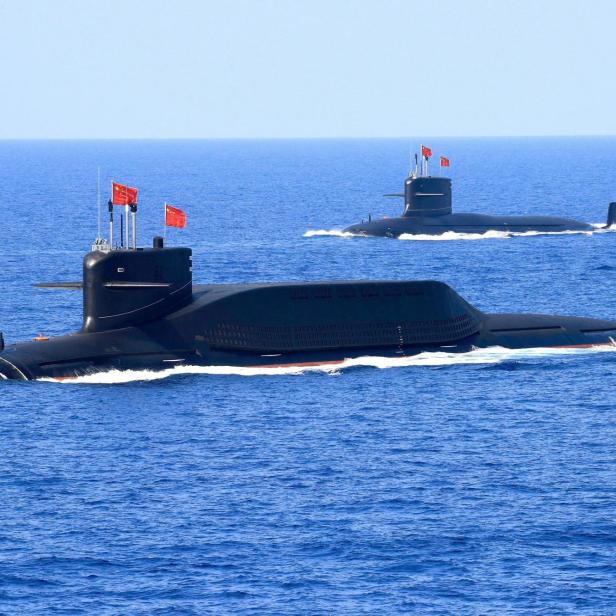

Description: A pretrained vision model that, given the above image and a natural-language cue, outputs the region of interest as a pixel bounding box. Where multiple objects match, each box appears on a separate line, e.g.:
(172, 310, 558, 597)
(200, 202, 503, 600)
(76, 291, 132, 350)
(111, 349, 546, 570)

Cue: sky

(0, 0, 615, 139)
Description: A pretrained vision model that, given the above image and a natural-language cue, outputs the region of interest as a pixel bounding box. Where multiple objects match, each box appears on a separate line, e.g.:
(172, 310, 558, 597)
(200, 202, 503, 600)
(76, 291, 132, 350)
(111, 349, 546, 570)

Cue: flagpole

(164, 202, 167, 242)
(125, 203, 129, 249)
(109, 181, 114, 249)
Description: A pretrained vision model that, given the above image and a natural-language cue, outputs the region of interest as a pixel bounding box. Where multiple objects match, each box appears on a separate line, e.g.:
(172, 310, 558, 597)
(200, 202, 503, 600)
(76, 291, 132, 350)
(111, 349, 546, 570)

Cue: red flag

(440, 156, 450, 167)
(421, 145, 432, 159)
(111, 181, 138, 205)
(165, 204, 186, 228)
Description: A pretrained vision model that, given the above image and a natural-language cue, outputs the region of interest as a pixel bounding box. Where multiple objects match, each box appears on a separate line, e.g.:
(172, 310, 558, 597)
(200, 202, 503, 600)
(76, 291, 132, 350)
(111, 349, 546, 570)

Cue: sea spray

(43, 344, 616, 385)
(305, 225, 614, 240)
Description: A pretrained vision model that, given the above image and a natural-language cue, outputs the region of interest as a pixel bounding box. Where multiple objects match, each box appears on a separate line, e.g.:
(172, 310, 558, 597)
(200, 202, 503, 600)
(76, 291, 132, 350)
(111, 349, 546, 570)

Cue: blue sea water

(1, 138, 616, 614)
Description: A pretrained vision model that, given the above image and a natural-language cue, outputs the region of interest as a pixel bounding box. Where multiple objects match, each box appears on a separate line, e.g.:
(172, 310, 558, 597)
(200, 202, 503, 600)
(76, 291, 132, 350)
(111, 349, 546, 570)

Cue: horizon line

(1, 134, 616, 142)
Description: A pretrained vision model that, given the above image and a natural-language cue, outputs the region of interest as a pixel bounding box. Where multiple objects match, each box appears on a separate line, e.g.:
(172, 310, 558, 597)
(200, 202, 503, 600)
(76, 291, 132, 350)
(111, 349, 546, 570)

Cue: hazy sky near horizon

(1, 0, 615, 139)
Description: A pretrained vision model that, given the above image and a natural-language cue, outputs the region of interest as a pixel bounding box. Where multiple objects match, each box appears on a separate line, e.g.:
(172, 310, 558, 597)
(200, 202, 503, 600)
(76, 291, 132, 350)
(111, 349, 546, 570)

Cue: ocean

(1, 137, 616, 614)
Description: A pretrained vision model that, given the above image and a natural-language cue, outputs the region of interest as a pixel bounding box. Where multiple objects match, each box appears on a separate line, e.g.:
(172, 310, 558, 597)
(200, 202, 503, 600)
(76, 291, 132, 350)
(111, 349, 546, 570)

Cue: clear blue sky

(1, 0, 615, 138)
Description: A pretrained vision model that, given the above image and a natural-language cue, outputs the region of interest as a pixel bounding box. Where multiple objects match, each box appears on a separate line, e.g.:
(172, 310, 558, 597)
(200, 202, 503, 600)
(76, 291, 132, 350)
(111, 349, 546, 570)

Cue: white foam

(41, 344, 616, 385)
(395, 227, 608, 240)
(303, 229, 358, 238)
(398, 230, 513, 241)
(305, 224, 615, 241)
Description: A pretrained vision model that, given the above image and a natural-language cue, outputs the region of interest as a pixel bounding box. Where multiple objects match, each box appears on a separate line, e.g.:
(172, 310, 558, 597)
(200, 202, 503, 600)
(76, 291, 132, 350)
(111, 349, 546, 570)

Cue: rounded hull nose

(0, 356, 31, 380)
(343, 222, 396, 237)
(342, 224, 366, 235)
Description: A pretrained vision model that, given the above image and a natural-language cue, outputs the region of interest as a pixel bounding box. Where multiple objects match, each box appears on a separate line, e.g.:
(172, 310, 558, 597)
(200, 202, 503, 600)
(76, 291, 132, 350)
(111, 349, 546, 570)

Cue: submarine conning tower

(82, 236, 193, 333)
(403, 176, 452, 217)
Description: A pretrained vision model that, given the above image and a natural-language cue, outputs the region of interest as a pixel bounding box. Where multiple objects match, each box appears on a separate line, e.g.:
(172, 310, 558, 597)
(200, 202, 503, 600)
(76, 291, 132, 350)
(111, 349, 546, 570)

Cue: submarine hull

(342, 174, 598, 236)
(344, 213, 595, 237)
(1, 279, 614, 381)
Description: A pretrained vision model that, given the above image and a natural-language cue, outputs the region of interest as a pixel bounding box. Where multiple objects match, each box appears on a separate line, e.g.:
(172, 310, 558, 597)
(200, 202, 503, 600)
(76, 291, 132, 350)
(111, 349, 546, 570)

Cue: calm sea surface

(1, 138, 616, 614)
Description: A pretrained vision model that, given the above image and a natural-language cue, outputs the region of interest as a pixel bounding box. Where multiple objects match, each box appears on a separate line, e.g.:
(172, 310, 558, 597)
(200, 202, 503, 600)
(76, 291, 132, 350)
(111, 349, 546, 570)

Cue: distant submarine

(343, 149, 616, 237)
(0, 235, 615, 380)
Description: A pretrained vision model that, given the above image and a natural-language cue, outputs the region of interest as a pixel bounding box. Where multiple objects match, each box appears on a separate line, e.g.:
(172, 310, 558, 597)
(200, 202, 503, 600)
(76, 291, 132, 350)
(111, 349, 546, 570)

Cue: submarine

(0, 233, 616, 380)
(343, 149, 616, 237)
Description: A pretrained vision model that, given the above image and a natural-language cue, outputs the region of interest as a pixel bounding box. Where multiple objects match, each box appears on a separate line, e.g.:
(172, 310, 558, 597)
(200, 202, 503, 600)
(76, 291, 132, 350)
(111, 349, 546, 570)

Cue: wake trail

(305, 224, 615, 241)
(42, 344, 616, 385)
(303, 229, 357, 238)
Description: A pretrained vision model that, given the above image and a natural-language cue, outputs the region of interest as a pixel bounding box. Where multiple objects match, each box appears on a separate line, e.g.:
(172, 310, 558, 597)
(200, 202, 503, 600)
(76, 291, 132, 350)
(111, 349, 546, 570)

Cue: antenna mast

(131, 203, 137, 249)
(97, 167, 101, 239)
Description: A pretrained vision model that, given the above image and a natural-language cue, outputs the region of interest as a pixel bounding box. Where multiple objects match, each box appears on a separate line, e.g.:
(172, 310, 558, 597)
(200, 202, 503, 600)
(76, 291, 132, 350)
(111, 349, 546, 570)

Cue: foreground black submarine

(343, 154, 616, 237)
(0, 236, 615, 381)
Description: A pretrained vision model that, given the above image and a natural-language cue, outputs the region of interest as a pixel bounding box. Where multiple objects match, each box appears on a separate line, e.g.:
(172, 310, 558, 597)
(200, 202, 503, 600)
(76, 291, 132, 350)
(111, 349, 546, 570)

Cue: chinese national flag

(440, 156, 450, 167)
(165, 204, 186, 228)
(112, 181, 138, 205)
(421, 145, 432, 158)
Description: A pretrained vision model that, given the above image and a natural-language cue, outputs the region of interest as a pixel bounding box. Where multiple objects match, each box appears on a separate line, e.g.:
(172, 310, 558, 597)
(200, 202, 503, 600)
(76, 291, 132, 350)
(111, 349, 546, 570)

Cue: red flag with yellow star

(165, 203, 186, 228)
(111, 181, 138, 205)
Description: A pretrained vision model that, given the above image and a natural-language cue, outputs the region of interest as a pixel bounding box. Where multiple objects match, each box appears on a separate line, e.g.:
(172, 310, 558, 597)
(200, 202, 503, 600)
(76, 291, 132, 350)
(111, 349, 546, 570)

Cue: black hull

(342, 174, 600, 237)
(1, 278, 615, 381)
(2, 243, 614, 381)
(343, 213, 595, 237)
(1, 327, 614, 382)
